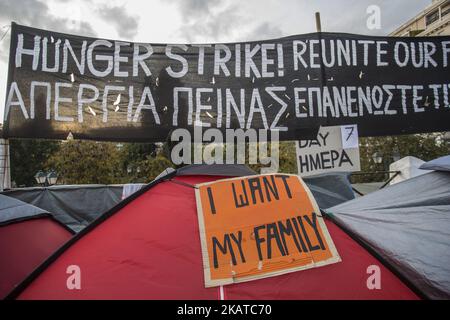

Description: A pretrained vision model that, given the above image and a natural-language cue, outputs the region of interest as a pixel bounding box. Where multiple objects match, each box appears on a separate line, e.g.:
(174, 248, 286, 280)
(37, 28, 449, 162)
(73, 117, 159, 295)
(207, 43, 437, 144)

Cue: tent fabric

(0, 194, 73, 298)
(351, 182, 384, 197)
(0, 217, 73, 299)
(419, 155, 450, 172)
(0, 193, 49, 225)
(2, 185, 123, 232)
(388, 156, 428, 185)
(122, 183, 146, 199)
(16, 175, 417, 300)
(2, 166, 355, 232)
(176, 164, 257, 177)
(302, 173, 355, 209)
(326, 170, 450, 300)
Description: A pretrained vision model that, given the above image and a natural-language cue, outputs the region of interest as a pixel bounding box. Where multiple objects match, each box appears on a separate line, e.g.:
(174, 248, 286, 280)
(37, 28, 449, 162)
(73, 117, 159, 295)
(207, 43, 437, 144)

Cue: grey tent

(0, 194, 50, 225)
(326, 156, 450, 299)
(2, 185, 123, 232)
(420, 154, 450, 172)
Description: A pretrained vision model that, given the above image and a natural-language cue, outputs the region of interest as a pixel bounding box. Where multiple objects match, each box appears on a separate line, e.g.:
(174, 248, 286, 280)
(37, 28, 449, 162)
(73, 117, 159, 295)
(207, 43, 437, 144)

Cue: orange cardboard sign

(195, 174, 341, 287)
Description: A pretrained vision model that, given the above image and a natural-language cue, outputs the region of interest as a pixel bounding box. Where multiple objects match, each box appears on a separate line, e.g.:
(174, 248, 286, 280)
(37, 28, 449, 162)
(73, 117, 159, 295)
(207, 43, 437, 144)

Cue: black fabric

(326, 171, 450, 300)
(3, 23, 450, 142)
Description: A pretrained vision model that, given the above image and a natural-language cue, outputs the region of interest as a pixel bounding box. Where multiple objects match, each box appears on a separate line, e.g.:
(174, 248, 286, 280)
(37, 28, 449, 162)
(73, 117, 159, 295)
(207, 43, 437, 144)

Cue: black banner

(3, 22, 450, 142)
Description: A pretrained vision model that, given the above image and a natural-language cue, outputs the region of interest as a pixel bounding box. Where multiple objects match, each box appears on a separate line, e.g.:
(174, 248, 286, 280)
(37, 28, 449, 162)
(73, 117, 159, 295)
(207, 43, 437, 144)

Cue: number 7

(345, 126, 355, 141)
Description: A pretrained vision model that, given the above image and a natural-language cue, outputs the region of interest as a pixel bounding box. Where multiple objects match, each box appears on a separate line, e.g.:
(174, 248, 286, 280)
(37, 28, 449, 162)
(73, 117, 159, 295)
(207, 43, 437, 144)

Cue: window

(426, 10, 440, 26)
(442, 6, 450, 18)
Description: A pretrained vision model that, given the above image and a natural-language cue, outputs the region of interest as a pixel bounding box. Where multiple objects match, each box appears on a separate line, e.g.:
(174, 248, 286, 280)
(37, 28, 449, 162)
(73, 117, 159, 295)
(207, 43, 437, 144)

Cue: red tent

(0, 195, 73, 299)
(9, 168, 419, 300)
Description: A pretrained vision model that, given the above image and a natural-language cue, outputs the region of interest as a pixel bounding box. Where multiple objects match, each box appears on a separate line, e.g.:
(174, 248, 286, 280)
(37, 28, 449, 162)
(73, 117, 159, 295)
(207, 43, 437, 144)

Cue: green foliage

(46, 140, 123, 185)
(42, 141, 173, 184)
(7, 132, 449, 187)
(119, 143, 158, 182)
(9, 139, 60, 187)
(120, 143, 157, 164)
(140, 155, 174, 181)
(46, 141, 169, 184)
(354, 133, 448, 183)
(247, 141, 298, 174)
(278, 141, 299, 174)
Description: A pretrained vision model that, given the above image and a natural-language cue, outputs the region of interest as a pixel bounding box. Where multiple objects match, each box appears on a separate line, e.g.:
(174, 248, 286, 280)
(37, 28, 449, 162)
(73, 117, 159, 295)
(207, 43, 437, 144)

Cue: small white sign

(296, 126, 361, 177)
(340, 125, 359, 149)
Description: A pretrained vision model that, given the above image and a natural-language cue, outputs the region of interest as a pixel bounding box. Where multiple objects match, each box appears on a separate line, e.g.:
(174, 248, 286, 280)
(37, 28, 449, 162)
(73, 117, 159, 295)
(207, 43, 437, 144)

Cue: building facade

(390, 0, 450, 36)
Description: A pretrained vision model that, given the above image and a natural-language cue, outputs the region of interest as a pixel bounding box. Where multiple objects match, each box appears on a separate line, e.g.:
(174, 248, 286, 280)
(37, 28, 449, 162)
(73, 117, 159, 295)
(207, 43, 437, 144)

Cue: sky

(0, 0, 432, 122)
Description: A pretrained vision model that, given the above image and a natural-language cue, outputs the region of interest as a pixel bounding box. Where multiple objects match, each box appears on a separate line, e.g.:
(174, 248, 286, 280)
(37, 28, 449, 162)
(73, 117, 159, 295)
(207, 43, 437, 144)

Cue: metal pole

(0, 138, 11, 191)
(315, 12, 322, 32)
